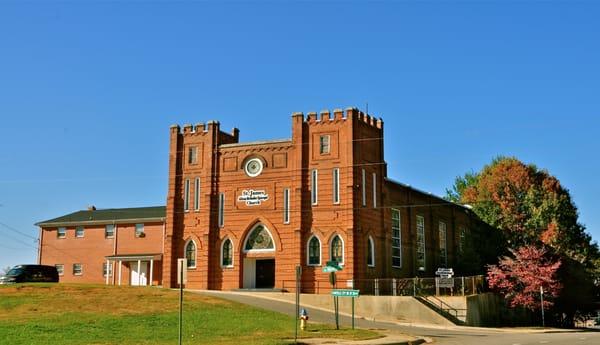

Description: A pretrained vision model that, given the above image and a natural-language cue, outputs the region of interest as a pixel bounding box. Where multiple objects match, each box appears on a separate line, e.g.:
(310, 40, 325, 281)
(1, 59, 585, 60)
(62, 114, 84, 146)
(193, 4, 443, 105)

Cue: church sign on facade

(237, 189, 269, 206)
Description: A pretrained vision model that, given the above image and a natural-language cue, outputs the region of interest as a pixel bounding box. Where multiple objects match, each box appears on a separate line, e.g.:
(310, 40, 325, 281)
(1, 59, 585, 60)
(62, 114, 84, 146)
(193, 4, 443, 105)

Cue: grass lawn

(0, 284, 380, 345)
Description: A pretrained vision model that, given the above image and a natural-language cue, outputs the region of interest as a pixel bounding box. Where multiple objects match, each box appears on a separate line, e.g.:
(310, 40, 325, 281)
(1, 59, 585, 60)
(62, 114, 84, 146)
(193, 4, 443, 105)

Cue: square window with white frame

(55, 264, 64, 276)
(57, 227, 66, 239)
(105, 224, 115, 238)
(73, 263, 83, 276)
(135, 223, 145, 237)
(75, 226, 84, 238)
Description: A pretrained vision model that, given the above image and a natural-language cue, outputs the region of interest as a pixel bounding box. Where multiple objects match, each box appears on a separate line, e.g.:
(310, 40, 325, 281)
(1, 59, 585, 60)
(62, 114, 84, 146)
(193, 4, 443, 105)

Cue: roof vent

(88, 205, 97, 211)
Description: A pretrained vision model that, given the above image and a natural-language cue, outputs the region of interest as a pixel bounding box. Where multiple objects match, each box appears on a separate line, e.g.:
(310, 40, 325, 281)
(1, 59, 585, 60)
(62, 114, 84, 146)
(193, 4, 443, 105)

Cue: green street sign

(322, 260, 342, 273)
(331, 289, 360, 297)
(322, 266, 339, 273)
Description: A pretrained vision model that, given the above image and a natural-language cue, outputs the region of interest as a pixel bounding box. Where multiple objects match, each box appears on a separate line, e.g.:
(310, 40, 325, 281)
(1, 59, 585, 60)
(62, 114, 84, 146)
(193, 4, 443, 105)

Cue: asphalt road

(197, 291, 600, 345)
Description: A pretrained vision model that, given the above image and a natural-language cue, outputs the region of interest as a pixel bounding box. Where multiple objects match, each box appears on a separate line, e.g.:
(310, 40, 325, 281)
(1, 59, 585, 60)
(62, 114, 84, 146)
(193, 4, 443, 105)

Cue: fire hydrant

(299, 309, 309, 331)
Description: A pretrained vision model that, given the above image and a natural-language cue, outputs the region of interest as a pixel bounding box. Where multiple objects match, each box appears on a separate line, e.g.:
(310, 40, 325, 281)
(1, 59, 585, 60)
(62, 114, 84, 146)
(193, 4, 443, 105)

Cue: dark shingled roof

(35, 206, 166, 227)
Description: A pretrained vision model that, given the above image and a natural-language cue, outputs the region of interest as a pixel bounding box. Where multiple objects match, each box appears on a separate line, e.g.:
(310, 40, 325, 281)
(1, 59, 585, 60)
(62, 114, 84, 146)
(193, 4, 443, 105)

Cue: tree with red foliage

(488, 246, 562, 311)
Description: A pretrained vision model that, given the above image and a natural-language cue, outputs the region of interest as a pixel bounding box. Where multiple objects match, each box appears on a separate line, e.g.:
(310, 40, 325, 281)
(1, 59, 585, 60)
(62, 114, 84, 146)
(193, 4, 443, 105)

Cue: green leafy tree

(448, 156, 599, 325)
(447, 156, 598, 267)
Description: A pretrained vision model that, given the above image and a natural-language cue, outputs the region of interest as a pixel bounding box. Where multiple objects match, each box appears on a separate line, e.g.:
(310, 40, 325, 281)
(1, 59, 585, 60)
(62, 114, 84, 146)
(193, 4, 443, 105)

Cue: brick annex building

(37, 108, 483, 291)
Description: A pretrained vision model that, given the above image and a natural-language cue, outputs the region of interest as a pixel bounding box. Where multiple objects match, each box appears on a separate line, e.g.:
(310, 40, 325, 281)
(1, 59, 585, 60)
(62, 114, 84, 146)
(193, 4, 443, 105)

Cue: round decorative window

(244, 158, 263, 177)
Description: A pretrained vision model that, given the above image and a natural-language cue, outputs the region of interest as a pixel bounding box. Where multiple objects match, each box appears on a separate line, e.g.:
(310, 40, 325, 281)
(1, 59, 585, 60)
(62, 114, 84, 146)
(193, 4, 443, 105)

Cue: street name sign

(331, 289, 360, 297)
(322, 260, 342, 273)
(435, 268, 454, 277)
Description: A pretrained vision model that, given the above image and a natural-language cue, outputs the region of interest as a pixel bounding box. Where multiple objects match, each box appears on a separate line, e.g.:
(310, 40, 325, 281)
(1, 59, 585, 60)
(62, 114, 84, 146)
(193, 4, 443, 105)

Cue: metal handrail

(424, 295, 467, 319)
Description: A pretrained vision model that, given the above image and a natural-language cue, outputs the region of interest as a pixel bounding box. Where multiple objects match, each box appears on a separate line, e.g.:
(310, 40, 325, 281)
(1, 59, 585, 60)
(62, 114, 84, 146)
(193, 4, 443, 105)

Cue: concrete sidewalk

(294, 330, 428, 345)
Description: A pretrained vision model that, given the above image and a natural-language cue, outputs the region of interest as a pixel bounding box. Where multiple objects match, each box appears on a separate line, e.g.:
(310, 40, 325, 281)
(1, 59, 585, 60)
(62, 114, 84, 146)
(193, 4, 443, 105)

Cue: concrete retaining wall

(260, 292, 455, 326)
(256, 292, 534, 327)
(466, 293, 533, 327)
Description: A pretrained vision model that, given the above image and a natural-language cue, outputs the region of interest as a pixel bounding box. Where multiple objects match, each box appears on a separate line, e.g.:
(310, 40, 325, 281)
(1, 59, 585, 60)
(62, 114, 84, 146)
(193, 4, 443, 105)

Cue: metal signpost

(177, 258, 187, 345)
(323, 261, 342, 329)
(295, 265, 301, 344)
(331, 289, 360, 329)
(540, 286, 545, 328)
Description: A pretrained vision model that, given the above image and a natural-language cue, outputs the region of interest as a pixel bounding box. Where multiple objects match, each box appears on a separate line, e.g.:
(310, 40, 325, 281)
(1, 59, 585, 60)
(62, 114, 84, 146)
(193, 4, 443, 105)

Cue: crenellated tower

(163, 121, 239, 288)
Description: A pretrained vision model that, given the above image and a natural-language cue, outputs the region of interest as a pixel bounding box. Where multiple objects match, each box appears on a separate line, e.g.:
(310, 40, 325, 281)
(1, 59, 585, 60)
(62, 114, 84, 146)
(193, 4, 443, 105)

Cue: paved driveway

(196, 290, 600, 345)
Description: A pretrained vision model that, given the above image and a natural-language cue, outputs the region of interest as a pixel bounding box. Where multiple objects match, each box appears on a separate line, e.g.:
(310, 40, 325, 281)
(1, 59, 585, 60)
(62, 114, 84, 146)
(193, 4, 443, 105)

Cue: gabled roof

(35, 206, 166, 227)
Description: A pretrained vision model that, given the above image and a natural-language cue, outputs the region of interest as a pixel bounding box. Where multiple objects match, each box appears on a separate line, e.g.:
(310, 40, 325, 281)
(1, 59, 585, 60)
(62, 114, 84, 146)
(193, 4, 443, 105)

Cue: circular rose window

(244, 158, 263, 177)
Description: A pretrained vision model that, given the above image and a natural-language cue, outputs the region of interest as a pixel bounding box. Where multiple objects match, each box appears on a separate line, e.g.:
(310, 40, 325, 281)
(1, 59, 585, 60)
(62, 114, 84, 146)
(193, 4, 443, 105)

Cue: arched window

(367, 236, 375, 267)
(185, 240, 196, 269)
(330, 235, 344, 265)
(244, 224, 275, 252)
(307, 235, 321, 266)
(221, 238, 233, 268)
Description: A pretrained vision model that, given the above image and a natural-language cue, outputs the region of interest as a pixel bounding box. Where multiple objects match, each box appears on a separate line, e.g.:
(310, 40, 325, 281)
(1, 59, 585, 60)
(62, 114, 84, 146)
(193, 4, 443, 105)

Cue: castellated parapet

(292, 106, 383, 129)
(170, 120, 239, 142)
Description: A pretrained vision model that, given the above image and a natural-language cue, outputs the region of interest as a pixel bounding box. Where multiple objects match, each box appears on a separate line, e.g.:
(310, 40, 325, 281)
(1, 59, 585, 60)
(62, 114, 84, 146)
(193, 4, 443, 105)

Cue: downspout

(162, 220, 166, 256)
(113, 222, 118, 255)
(113, 222, 118, 284)
(37, 227, 43, 264)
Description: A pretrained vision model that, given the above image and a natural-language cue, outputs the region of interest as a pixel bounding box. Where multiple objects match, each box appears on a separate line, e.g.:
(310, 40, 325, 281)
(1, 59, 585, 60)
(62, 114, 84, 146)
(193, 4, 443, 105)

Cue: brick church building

(37, 108, 482, 291)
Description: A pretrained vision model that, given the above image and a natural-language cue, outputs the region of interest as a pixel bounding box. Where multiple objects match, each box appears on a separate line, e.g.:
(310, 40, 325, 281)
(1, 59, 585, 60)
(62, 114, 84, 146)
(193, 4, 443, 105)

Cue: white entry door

(131, 262, 148, 286)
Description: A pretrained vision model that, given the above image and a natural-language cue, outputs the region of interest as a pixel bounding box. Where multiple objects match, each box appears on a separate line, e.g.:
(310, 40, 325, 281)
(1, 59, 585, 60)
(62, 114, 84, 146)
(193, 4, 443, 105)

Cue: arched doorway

(242, 223, 276, 289)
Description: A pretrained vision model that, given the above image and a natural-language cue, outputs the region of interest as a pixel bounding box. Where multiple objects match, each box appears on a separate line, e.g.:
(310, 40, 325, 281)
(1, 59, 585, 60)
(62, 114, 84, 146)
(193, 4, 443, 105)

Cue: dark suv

(0, 265, 59, 284)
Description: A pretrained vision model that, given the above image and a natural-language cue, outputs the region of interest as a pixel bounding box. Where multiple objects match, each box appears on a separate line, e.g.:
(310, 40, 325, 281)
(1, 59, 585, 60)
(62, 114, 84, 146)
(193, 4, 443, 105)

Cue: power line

(0, 221, 38, 240)
(0, 244, 31, 251)
(0, 221, 98, 263)
(1, 234, 38, 250)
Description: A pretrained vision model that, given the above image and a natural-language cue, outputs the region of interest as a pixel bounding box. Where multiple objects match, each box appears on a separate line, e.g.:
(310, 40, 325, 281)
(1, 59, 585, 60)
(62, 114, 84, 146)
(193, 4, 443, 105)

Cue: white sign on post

(435, 267, 454, 289)
(436, 277, 455, 288)
(435, 268, 454, 277)
(177, 258, 188, 285)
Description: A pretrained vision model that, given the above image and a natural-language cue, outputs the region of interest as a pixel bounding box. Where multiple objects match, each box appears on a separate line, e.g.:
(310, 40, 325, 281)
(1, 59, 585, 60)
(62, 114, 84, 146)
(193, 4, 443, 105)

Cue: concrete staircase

(414, 295, 467, 325)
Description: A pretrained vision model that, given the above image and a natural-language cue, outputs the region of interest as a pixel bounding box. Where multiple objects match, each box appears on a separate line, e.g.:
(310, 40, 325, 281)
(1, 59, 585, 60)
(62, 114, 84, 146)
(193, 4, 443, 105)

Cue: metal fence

(281, 275, 486, 296)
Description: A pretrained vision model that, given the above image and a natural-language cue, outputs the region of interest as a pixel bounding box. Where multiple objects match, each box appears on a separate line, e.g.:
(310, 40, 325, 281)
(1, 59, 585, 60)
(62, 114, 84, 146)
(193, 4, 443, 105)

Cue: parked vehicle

(0, 265, 59, 284)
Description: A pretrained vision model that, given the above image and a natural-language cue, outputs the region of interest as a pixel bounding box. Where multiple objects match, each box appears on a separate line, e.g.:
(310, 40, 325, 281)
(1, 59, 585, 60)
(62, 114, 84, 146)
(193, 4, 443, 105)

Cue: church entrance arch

(242, 223, 276, 289)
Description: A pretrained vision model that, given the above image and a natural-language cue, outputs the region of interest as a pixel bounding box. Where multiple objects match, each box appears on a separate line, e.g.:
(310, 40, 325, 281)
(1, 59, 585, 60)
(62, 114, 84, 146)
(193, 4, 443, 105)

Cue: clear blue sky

(1, 1, 599, 270)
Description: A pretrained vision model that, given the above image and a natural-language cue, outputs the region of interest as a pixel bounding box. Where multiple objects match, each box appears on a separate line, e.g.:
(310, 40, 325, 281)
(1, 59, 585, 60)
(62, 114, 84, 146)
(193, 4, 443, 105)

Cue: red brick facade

(39, 221, 164, 285)
(162, 108, 478, 290)
(38, 107, 481, 291)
